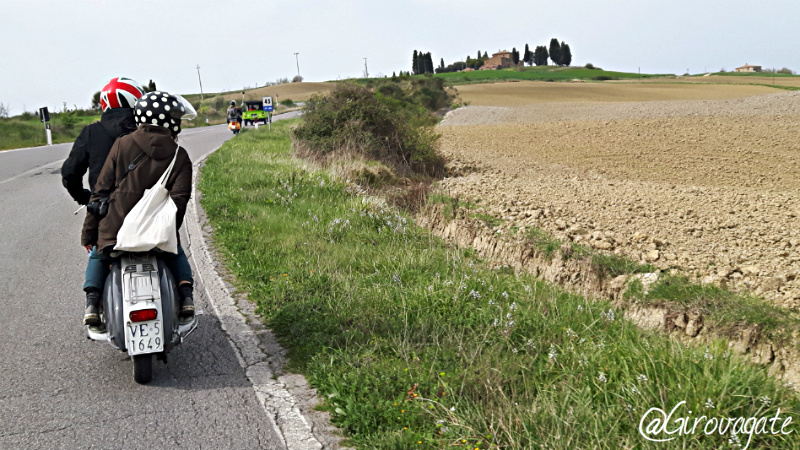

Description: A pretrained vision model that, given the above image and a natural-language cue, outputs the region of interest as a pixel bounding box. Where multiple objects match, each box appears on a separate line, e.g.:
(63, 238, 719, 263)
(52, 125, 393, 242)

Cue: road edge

(184, 142, 327, 450)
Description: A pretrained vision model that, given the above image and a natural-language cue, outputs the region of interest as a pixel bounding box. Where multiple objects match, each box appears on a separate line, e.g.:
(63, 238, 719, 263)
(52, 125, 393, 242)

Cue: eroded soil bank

(420, 89, 800, 387)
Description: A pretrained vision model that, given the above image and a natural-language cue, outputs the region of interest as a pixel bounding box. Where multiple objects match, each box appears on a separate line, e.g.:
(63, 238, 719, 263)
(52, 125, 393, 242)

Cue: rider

(227, 100, 241, 124)
(62, 78, 194, 326)
(81, 90, 196, 325)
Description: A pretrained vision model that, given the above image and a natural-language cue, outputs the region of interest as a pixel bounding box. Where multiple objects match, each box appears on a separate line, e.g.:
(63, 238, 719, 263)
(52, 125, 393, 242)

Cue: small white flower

(760, 396, 771, 406)
(449, 406, 455, 412)
(704, 347, 713, 360)
(502, 291, 509, 298)
(637, 374, 648, 382)
(630, 386, 639, 394)
(548, 345, 558, 362)
(509, 302, 518, 311)
(597, 372, 607, 383)
(577, 304, 583, 311)
(512, 348, 518, 354)
(566, 328, 576, 338)
(704, 398, 715, 409)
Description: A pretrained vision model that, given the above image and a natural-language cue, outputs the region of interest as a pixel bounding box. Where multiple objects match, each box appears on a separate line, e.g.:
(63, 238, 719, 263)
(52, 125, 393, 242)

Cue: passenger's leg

(83, 247, 109, 326)
(162, 245, 195, 318)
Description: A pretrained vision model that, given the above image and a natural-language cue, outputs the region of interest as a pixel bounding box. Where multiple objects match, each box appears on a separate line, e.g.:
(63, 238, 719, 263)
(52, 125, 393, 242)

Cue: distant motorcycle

(86, 252, 198, 384)
(228, 118, 241, 135)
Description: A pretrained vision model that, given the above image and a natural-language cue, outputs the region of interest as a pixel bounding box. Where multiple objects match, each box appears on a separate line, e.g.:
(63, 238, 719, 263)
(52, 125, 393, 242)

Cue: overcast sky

(1, 0, 797, 115)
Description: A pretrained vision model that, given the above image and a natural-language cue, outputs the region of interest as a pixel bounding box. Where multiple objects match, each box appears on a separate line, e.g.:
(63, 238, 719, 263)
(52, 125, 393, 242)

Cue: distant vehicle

(242, 100, 268, 126)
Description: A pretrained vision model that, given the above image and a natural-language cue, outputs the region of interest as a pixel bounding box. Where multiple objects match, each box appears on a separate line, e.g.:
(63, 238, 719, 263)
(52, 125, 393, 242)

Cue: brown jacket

(81, 125, 192, 253)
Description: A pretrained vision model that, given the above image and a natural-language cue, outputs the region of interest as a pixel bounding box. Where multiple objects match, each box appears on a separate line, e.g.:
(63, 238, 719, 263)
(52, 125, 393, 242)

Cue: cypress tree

(560, 42, 572, 66)
(511, 47, 520, 65)
(523, 44, 532, 66)
(549, 38, 561, 65)
(412, 50, 419, 75)
(425, 52, 434, 74)
(534, 46, 549, 66)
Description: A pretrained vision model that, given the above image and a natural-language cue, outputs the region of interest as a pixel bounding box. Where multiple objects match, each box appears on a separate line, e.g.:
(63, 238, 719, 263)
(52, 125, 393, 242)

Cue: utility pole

(294, 52, 300, 78)
(196, 65, 204, 100)
(363, 57, 369, 78)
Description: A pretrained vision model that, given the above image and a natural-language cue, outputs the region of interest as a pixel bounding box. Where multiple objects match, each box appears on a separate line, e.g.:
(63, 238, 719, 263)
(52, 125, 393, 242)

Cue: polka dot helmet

(134, 91, 197, 134)
(99, 77, 145, 112)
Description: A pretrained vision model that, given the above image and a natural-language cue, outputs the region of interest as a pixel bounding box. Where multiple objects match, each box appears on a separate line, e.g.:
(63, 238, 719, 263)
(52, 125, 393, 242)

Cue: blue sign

(263, 105, 273, 112)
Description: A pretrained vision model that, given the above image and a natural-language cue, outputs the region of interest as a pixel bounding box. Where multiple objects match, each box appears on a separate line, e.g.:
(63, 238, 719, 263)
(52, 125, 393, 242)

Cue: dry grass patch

(222, 81, 335, 103)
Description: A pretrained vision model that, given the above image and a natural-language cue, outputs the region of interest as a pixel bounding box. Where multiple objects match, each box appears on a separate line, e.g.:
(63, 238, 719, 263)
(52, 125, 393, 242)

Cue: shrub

(292, 75, 304, 83)
(293, 83, 445, 177)
(280, 98, 296, 107)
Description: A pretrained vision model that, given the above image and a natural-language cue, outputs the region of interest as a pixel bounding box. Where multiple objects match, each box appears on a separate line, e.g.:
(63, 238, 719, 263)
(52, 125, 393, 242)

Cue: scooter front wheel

(132, 354, 153, 384)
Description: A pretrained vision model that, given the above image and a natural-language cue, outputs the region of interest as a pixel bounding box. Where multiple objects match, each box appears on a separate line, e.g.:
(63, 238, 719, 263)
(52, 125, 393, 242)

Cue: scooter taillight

(130, 309, 158, 322)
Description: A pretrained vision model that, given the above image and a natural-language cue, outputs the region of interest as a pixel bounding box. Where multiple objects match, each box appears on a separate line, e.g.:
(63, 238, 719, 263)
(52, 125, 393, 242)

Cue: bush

(280, 98, 296, 107)
(293, 83, 445, 177)
(292, 75, 304, 83)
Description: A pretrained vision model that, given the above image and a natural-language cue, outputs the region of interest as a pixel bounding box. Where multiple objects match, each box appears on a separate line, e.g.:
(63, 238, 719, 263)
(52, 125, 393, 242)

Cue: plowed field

(437, 82, 800, 307)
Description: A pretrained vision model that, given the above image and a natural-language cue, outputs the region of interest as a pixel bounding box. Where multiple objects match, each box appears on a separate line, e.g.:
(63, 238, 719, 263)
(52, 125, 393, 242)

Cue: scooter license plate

(127, 320, 163, 355)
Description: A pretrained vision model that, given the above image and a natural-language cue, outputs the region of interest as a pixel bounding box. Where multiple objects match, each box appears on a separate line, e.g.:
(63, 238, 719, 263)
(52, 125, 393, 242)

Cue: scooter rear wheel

(133, 354, 153, 384)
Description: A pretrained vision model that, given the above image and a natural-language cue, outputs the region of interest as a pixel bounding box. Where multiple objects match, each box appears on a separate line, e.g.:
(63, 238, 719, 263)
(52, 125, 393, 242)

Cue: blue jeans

(84, 245, 194, 291)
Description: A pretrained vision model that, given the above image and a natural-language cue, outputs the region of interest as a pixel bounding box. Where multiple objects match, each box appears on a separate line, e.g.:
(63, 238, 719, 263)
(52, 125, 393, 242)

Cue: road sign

(262, 96, 274, 112)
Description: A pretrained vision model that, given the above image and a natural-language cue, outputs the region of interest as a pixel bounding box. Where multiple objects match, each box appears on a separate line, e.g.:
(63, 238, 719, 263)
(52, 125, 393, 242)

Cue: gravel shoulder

(437, 89, 800, 307)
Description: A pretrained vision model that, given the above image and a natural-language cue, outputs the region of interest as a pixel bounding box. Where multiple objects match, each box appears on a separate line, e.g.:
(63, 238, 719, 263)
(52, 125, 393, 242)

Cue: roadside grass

(0, 114, 99, 150)
(199, 120, 800, 449)
(638, 275, 800, 344)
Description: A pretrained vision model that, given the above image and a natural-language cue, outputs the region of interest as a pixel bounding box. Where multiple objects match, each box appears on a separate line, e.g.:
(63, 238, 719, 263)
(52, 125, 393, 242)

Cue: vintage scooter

(228, 117, 241, 134)
(86, 252, 198, 384)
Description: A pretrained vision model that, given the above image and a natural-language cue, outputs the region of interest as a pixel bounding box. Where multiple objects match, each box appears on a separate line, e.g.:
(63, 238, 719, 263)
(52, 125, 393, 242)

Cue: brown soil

(436, 86, 800, 307)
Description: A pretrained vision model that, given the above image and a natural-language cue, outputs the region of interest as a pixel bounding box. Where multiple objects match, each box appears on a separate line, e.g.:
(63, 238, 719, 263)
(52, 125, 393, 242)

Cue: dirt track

(437, 85, 800, 307)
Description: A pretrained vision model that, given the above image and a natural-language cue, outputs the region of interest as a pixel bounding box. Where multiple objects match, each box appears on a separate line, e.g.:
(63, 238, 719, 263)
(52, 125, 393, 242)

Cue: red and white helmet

(99, 77, 145, 111)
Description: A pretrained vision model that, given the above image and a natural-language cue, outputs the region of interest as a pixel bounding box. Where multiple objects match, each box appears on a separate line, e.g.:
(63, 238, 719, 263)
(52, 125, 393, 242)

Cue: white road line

(185, 148, 323, 450)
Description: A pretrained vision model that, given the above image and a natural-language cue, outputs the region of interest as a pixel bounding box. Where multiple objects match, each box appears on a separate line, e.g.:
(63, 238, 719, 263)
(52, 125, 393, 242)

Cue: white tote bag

(114, 147, 179, 254)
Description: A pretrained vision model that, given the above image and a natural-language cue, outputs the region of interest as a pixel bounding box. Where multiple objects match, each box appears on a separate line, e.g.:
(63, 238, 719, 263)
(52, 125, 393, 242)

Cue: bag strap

(114, 152, 148, 191)
(155, 144, 180, 188)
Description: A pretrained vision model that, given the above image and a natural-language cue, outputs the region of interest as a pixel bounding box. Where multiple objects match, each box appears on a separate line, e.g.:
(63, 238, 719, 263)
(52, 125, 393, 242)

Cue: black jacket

(61, 108, 137, 205)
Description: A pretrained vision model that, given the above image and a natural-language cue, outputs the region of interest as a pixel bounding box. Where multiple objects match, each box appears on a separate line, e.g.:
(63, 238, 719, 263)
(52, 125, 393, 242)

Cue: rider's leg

(162, 244, 195, 318)
(83, 246, 110, 326)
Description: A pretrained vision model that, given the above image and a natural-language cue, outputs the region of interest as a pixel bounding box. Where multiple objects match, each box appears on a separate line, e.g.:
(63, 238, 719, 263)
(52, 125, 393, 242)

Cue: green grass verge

(0, 114, 99, 151)
(639, 275, 800, 344)
(199, 121, 800, 449)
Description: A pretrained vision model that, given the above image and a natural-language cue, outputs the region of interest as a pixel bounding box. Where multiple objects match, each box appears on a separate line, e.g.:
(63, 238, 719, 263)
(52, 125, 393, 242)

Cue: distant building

(480, 50, 521, 70)
(735, 64, 762, 73)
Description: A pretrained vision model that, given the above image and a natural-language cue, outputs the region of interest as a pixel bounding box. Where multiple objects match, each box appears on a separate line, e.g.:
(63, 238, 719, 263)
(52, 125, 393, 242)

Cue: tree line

(409, 39, 572, 76)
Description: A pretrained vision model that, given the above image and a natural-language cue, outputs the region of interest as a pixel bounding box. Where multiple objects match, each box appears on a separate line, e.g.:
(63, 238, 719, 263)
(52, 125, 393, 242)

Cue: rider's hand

(85, 245, 94, 254)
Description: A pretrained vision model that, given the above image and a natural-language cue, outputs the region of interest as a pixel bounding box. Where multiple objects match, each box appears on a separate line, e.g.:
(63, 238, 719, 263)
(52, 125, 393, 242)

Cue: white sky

(1, 0, 797, 115)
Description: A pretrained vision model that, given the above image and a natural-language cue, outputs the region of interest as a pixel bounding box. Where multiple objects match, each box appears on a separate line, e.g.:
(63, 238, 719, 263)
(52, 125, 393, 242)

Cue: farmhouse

(735, 63, 762, 73)
(480, 50, 521, 70)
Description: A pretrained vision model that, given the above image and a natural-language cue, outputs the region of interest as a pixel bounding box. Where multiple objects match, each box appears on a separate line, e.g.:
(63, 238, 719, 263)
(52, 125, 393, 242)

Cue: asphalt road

(0, 122, 292, 449)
